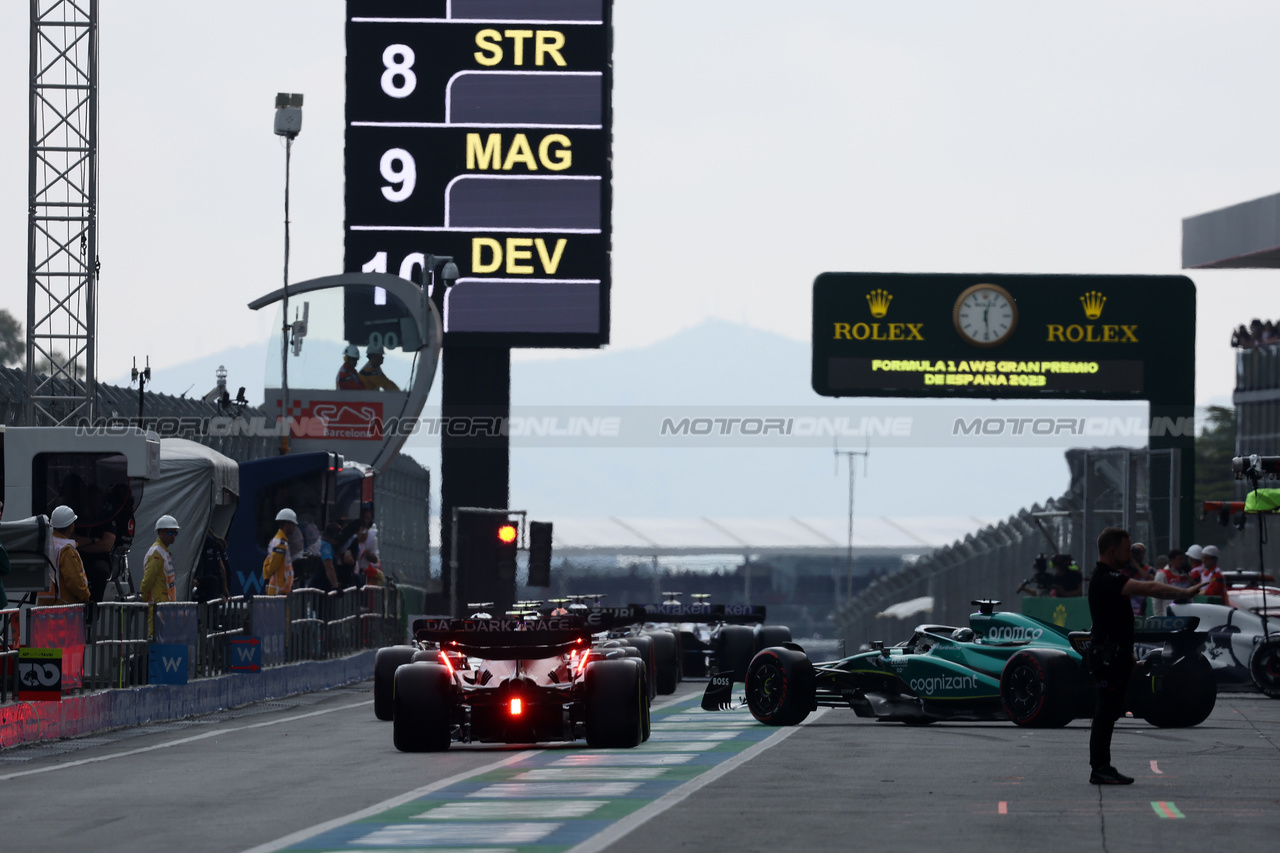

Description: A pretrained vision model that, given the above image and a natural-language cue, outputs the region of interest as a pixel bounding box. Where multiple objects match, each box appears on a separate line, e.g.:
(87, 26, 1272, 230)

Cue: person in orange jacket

(336, 344, 364, 390)
(141, 515, 180, 634)
(263, 508, 297, 596)
(142, 515, 180, 604)
(39, 505, 91, 606)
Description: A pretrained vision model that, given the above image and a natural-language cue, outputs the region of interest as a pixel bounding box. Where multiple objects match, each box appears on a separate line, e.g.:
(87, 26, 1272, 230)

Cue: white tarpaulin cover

(127, 439, 238, 598)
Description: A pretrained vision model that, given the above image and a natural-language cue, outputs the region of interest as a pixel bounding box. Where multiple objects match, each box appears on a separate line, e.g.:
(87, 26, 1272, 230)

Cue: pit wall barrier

(0, 649, 374, 749)
(0, 584, 405, 746)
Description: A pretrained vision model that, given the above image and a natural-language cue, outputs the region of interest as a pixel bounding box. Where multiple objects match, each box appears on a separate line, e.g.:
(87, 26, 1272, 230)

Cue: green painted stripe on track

(259, 694, 785, 853)
(1152, 801, 1185, 819)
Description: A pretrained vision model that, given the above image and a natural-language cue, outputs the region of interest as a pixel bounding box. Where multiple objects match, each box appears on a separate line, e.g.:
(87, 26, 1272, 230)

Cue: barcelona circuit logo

(866, 289, 892, 319)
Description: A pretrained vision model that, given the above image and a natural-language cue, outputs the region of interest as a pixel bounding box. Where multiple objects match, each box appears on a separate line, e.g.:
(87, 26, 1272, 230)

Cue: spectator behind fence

(1125, 542, 1154, 616)
(73, 487, 117, 605)
(142, 516, 181, 638)
(1192, 545, 1225, 597)
(363, 551, 386, 587)
(1155, 548, 1191, 588)
(356, 502, 378, 588)
(38, 505, 90, 606)
(0, 501, 10, 610)
(193, 527, 230, 604)
(263, 508, 297, 596)
(306, 523, 342, 592)
(1049, 554, 1082, 597)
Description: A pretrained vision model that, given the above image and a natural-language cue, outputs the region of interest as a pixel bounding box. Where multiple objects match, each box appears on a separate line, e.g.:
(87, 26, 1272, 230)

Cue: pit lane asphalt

(605, 690, 1280, 853)
(0, 683, 1276, 852)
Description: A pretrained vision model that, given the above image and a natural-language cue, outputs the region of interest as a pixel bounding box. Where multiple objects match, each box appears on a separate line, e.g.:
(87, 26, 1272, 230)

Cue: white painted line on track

(563, 708, 828, 853)
(241, 749, 537, 853)
(514, 767, 666, 781)
(0, 700, 373, 782)
(415, 800, 608, 820)
(1151, 760, 1163, 774)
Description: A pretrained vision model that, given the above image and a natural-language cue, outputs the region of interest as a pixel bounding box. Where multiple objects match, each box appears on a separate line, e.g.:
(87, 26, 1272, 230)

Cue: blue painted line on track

(280, 697, 771, 852)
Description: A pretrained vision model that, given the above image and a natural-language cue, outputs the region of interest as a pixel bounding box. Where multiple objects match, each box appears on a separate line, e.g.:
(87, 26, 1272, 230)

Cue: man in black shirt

(193, 529, 230, 603)
(1088, 527, 1203, 785)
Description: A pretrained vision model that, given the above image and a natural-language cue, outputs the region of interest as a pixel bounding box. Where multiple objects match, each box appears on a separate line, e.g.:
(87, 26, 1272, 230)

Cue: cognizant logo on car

(909, 675, 978, 695)
(984, 626, 1043, 642)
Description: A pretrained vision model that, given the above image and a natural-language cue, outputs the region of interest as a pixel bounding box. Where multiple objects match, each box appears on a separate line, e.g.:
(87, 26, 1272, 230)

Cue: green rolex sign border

(811, 272, 1195, 403)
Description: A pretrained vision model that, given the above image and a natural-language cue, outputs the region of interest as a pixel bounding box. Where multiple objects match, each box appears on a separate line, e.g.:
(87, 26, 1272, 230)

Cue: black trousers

(1089, 649, 1133, 770)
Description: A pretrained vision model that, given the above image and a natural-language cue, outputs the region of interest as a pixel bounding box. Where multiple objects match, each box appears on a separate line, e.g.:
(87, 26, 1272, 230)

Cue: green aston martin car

(704, 600, 1215, 729)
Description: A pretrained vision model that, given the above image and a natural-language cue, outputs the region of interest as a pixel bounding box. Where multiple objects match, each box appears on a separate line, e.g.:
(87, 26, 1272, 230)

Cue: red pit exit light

(497, 524, 518, 544)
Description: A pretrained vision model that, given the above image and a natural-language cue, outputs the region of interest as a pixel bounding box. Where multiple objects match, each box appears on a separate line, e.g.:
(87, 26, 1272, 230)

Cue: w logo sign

(148, 644, 189, 685)
(230, 637, 262, 673)
(236, 570, 265, 596)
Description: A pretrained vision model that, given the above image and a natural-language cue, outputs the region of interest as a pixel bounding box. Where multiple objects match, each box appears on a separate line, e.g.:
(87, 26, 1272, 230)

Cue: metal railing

(1, 608, 18, 702)
(0, 585, 402, 704)
(85, 601, 149, 690)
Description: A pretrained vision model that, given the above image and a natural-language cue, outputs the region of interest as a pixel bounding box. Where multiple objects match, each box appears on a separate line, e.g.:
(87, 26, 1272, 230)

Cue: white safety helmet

(1186, 544, 1203, 561)
(1202, 545, 1220, 558)
(50, 505, 77, 529)
(344, 344, 359, 359)
(275, 507, 298, 524)
(367, 341, 385, 356)
(155, 515, 180, 532)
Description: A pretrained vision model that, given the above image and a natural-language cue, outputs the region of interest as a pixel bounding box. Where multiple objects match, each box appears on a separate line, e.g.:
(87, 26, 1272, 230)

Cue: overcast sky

(2, 1, 1278, 405)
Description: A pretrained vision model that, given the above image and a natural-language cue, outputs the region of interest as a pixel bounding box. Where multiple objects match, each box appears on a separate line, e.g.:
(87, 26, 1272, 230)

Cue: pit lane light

(496, 521, 519, 584)
(528, 521, 553, 587)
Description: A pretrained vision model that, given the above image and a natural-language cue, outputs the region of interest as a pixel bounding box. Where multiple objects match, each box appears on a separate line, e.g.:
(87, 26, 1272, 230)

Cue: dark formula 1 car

(636, 600, 791, 682)
(373, 610, 650, 751)
(705, 600, 1216, 729)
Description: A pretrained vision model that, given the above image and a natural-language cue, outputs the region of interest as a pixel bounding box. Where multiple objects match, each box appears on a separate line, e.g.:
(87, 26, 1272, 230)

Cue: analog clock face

(954, 284, 1017, 347)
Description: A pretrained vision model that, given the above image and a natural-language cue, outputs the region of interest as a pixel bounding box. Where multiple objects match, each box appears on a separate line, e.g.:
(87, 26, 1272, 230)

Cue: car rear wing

(631, 603, 767, 624)
(412, 607, 647, 659)
(1068, 615, 1204, 654)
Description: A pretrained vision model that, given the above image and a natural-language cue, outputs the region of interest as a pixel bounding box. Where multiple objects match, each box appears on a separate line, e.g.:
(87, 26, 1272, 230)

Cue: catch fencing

(1, 584, 406, 700)
(835, 448, 1180, 650)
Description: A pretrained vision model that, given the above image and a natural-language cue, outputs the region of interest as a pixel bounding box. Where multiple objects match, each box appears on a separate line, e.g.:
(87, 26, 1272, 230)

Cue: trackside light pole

(835, 440, 870, 605)
(273, 92, 303, 454)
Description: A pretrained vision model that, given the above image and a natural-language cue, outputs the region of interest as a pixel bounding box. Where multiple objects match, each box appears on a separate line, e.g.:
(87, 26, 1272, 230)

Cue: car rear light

(510, 698, 523, 716)
(437, 650, 455, 676)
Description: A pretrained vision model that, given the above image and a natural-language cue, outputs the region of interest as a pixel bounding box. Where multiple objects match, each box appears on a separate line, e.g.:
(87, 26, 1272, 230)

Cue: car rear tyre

(745, 646, 815, 726)
(647, 630, 680, 695)
(1000, 649, 1076, 728)
(622, 635, 657, 700)
(374, 646, 417, 721)
(585, 659, 645, 748)
(755, 625, 792, 650)
(718, 625, 756, 682)
(392, 663, 453, 752)
(1137, 652, 1216, 727)
(1250, 637, 1280, 699)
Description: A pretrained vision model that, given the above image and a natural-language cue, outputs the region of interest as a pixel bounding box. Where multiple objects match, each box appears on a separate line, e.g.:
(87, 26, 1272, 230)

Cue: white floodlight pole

(835, 440, 870, 604)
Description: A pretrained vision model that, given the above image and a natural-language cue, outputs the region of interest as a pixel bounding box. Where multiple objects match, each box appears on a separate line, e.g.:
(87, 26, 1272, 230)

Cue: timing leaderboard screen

(344, 0, 612, 348)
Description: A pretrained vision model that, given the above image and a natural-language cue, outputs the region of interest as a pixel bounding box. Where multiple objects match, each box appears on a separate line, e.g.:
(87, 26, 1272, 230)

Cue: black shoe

(1089, 766, 1135, 785)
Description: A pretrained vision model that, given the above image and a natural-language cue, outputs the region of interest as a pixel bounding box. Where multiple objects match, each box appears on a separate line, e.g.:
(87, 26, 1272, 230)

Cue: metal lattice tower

(26, 0, 98, 426)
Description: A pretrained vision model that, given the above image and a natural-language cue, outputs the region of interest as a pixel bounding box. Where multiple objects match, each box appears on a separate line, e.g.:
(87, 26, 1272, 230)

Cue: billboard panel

(345, 0, 612, 348)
